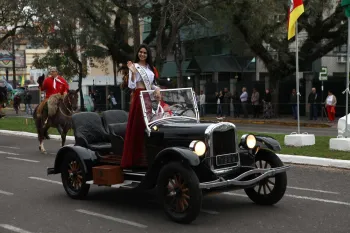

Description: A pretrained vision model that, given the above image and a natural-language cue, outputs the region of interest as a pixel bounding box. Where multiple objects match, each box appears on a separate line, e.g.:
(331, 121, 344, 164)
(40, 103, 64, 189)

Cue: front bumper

(199, 165, 291, 189)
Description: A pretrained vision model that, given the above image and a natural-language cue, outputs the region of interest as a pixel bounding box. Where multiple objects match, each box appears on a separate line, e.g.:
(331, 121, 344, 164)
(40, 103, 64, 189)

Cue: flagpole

(345, 17, 350, 138)
(296, 21, 300, 134)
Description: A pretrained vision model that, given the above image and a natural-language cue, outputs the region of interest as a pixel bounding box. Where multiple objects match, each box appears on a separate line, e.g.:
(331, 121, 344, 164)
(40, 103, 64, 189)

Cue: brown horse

(33, 89, 79, 153)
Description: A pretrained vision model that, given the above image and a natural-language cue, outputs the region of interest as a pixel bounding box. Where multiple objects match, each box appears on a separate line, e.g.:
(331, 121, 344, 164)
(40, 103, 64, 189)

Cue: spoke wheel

(244, 150, 287, 205)
(157, 162, 202, 224)
(61, 153, 90, 199)
(165, 173, 190, 213)
(253, 160, 276, 196)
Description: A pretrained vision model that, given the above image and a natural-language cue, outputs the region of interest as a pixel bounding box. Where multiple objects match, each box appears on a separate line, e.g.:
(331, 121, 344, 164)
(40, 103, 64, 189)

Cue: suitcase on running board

(92, 165, 124, 185)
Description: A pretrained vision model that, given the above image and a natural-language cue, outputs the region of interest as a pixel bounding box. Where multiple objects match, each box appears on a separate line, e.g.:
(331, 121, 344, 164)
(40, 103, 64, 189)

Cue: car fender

(255, 135, 281, 152)
(139, 147, 200, 189)
(52, 145, 98, 180)
(155, 147, 200, 166)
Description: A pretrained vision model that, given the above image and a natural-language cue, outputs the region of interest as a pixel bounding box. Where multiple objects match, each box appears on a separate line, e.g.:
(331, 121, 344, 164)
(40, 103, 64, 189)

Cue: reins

(59, 93, 74, 118)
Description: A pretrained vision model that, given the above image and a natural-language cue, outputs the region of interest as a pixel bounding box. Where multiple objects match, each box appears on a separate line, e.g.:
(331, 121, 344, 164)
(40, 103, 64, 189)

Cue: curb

(0, 130, 75, 141)
(201, 118, 331, 128)
(277, 154, 350, 170)
(0, 129, 349, 170)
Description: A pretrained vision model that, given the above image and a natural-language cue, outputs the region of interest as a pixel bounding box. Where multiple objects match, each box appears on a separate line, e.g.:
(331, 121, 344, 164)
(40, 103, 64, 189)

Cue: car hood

(151, 121, 213, 138)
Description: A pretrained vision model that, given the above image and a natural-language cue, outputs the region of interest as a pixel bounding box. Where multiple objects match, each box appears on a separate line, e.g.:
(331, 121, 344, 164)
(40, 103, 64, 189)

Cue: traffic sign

(319, 66, 328, 81)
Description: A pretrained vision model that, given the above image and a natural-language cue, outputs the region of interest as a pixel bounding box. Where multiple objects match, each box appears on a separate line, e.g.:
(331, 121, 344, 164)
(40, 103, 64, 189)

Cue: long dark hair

(134, 44, 156, 75)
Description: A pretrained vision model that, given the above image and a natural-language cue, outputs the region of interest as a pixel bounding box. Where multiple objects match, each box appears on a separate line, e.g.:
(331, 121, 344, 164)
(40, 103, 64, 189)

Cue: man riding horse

(37, 67, 69, 122)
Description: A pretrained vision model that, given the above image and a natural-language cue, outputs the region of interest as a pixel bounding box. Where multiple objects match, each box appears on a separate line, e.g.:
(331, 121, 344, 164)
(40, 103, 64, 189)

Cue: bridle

(59, 92, 75, 117)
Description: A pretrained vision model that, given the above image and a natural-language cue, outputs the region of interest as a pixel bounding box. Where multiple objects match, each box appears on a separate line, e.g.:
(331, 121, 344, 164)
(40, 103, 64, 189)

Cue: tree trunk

(79, 63, 84, 112)
(113, 60, 117, 86)
(132, 13, 140, 55)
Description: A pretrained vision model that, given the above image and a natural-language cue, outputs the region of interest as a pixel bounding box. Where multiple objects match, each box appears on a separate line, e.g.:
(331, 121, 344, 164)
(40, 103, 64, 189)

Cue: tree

(211, 0, 346, 113)
(31, 0, 98, 111)
(213, 0, 346, 84)
(143, 0, 223, 87)
(77, 0, 133, 86)
(0, 0, 38, 46)
(0, 0, 40, 86)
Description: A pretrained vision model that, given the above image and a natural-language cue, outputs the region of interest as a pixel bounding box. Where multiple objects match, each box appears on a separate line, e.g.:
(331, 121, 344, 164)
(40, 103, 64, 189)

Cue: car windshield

(140, 88, 199, 125)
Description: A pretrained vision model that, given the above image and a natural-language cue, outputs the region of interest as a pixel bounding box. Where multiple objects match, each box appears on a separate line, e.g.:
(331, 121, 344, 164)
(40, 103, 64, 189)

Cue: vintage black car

(47, 88, 290, 224)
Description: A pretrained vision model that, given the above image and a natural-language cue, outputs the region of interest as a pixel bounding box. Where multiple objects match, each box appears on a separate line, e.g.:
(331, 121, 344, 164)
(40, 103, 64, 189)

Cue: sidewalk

(200, 114, 334, 128)
(1, 107, 33, 118)
(1, 107, 335, 128)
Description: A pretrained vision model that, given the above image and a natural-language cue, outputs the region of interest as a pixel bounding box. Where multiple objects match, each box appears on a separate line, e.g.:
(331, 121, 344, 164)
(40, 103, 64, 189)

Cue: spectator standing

(24, 90, 33, 115)
(308, 87, 319, 120)
(325, 90, 337, 123)
(107, 92, 117, 109)
(290, 89, 297, 120)
(223, 88, 232, 117)
(216, 91, 224, 118)
(13, 94, 21, 114)
(262, 89, 272, 118)
(199, 90, 206, 117)
(232, 91, 240, 117)
(251, 88, 260, 118)
(240, 87, 248, 118)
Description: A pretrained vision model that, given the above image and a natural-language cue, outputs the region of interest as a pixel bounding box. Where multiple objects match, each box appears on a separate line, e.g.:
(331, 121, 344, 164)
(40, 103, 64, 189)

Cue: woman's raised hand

(127, 61, 137, 73)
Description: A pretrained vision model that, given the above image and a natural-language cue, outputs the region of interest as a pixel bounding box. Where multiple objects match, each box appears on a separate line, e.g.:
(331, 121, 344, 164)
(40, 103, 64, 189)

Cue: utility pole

(12, 35, 16, 88)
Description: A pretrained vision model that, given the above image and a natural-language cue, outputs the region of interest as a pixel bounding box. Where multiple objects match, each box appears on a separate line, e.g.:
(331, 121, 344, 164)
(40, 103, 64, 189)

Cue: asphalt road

(0, 134, 349, 233)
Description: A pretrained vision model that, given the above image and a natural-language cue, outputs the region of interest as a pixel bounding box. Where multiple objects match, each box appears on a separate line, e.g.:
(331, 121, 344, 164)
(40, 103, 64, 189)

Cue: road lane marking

(285, 194, 350, 207)
(224, 192, 350, 207)
(288, 186, 339, 194)
(0, 151, 20, 156)
(6, 157, 39, 163)
(0, 190, 14, 196)
(28, 177, 62, 185)
(76, 209, 148, 228)
(0, 224, 33, 233)
(0, 146, 20, 149)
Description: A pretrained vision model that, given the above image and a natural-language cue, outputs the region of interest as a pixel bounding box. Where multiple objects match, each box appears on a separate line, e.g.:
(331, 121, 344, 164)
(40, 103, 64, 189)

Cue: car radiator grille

(212, 129, 238, 169)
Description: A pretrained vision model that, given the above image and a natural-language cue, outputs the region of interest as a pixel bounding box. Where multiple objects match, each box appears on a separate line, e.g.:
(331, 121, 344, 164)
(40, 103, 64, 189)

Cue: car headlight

(189, 140, 206, 156)
(241, 134, 256, 149)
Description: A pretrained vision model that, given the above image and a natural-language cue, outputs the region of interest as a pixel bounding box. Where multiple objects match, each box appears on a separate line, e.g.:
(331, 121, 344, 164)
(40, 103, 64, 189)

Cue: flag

(287, 0, 304, 40)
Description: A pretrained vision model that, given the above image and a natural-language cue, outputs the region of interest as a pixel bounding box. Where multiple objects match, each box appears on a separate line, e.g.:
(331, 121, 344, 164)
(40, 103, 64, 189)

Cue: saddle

(37, 93, 65, 118)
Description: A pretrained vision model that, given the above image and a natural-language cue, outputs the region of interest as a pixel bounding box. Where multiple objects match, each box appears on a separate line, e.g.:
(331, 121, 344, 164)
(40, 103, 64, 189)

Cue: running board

(86, 180, 140, 189)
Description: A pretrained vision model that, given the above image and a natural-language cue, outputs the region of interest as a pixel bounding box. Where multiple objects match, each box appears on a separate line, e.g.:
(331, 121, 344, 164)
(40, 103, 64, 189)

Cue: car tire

(61, 152, 90, 199)
(157, 161, 202, 224)
(244, 150, 287, 205)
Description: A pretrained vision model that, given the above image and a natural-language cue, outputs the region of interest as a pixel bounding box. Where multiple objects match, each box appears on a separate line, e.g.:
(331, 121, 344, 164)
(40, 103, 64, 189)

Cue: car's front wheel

(61, 152, 90, 199)
(157, 161, 202, 224)
(244, 150, 287, 205)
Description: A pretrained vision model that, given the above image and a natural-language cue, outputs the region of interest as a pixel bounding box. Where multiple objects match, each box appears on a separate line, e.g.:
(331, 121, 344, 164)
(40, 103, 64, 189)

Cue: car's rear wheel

(244, 150, 287, 205)
(157, 161, 202, 224)
(61, 152, 90, 199)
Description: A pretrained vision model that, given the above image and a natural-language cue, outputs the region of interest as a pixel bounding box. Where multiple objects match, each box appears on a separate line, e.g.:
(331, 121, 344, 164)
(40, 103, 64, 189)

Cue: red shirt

(41, 76, 69, 99)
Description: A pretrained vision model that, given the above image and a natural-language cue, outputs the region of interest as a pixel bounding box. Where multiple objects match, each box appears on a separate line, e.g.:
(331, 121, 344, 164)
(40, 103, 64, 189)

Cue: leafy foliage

(211, 0, 347, 82)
